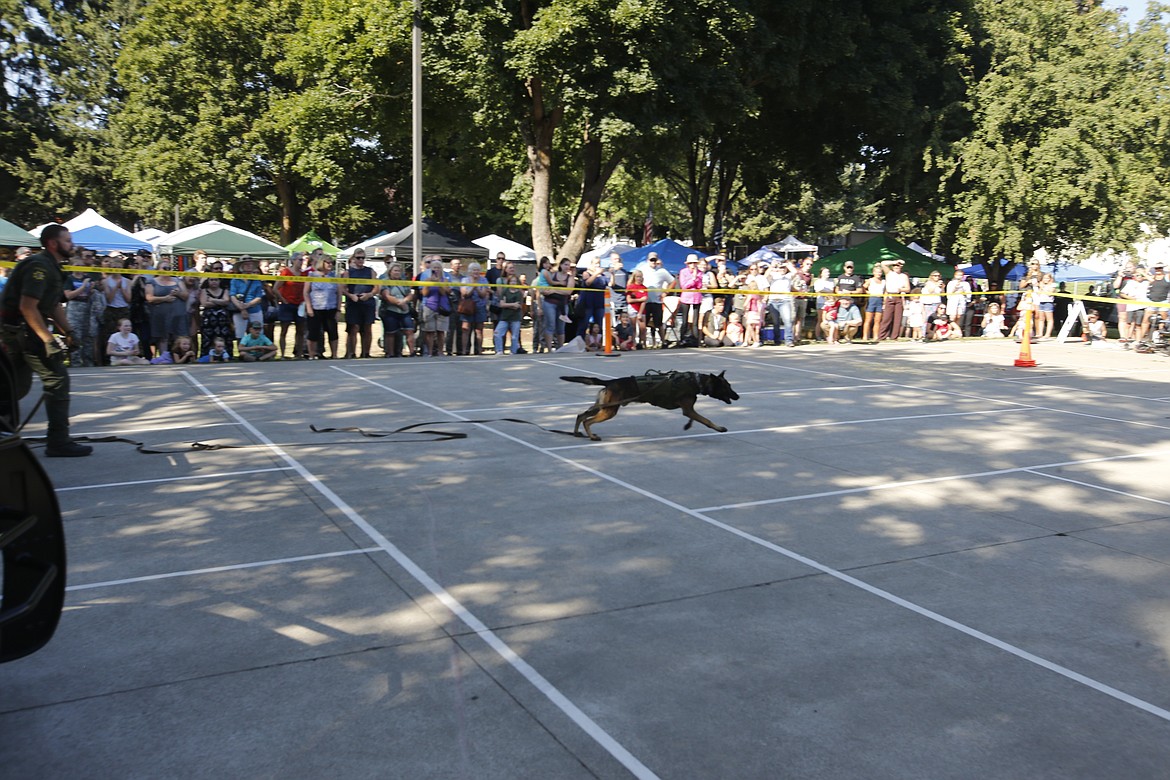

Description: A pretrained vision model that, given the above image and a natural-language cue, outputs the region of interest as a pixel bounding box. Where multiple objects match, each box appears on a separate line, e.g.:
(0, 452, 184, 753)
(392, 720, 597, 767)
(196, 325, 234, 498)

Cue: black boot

(44, 398, 92, 457)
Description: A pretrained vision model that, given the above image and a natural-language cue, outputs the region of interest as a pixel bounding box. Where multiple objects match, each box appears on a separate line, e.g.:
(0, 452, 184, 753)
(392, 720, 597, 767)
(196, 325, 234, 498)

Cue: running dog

(560, 370, 739, 440)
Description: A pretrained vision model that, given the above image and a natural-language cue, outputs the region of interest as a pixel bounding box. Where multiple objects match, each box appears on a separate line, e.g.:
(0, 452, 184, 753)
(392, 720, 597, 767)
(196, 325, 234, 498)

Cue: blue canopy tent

(69, 225, 153, 255)
(964, 260, 1111, 283)
(623, 239, 704, 275)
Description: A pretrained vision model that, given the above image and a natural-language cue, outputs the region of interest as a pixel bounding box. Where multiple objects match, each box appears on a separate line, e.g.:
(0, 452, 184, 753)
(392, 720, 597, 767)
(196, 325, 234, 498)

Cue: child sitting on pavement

(615, 312, 636, 351)
(1083, 309, 1109, 347)
(198, 336, 232, 363)
(107, 318, 149, 365)
(724, 312, 745, 346)
(171, 335, 196, 364)
(237, 320, 278, 361)
(583, 322, 603, 352)
(981, 302, 1006, 337)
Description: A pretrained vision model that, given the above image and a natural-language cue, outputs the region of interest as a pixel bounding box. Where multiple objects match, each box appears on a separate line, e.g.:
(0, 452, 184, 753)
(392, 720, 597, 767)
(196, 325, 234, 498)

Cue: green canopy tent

(0, 217, 39, 248)
(284, 230, 341, 256)
(157, 220, 288, 258)
(813, 235, 953, 278)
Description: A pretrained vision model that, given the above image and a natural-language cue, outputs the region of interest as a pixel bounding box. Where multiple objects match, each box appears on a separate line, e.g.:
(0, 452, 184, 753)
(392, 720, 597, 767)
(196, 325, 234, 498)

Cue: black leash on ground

(18, 417, 582, 454)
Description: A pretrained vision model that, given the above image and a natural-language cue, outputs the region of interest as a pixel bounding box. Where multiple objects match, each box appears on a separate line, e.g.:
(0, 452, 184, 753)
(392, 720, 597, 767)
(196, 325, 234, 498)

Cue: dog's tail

(560, 375, 606, 386)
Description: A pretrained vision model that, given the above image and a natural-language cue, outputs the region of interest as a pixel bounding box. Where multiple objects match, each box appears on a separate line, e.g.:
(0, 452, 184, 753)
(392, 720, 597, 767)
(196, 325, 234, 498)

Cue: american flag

(642, 204, 654, 246)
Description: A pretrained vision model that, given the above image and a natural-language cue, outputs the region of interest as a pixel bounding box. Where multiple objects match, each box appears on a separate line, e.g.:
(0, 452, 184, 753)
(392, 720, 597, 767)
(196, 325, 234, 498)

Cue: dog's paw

(589, 434, 602, 441)
(715, 426, 727, 433)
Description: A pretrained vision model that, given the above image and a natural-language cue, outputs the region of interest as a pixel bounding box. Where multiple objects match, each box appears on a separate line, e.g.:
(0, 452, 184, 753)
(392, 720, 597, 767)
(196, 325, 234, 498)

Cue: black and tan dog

(560, 370, 739, 440)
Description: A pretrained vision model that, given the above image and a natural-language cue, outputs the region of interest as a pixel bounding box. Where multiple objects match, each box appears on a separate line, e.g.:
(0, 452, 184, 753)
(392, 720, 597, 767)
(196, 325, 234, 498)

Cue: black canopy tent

(361, 218, 489, 268)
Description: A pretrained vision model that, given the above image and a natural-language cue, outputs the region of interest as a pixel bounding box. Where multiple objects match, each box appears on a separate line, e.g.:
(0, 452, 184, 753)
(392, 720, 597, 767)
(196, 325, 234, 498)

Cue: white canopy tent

(134, 227, 168, 245)
(907, 241, 946, 262)
(766, 235, 818, 255)
(63, 208, 134, 236)
(36, 209, 153, 254)
(577, 242, 636, 268)
(473, 234, 537, 263)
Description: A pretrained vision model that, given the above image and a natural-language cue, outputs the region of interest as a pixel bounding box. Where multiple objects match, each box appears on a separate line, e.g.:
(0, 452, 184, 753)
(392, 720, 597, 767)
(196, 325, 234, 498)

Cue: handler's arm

(19, 295, 57, 343)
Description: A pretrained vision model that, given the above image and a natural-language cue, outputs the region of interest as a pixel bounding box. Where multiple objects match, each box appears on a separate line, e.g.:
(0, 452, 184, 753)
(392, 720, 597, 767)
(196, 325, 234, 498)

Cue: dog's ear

(718, 370, 726, 379)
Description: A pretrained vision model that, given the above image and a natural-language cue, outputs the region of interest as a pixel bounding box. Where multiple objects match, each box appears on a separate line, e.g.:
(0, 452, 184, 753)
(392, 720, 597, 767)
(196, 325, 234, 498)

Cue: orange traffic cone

(1014, 309, 1038, 367)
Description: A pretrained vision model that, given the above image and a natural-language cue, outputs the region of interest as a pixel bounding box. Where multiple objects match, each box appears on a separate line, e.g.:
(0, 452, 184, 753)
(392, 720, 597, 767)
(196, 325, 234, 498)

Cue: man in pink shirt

(678, 254, 704, 344)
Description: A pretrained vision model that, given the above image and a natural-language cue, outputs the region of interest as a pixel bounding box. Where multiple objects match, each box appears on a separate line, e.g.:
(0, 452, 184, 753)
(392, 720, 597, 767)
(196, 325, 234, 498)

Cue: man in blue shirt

(229, 256, 266, 340)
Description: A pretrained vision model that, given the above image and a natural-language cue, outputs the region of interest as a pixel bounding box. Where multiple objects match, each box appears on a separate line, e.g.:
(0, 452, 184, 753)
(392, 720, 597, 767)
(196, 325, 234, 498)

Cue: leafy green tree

(1, 0, 137, 226)
(428, 0, 771, 260)
(112, 0, 416, 243)
(597, 0, 972, 254)
(928, 0, 1165, 286)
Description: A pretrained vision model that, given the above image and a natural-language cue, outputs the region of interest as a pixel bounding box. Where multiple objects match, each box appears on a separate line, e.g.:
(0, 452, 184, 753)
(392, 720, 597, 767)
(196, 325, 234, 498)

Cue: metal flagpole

(412, 0, 422, 278)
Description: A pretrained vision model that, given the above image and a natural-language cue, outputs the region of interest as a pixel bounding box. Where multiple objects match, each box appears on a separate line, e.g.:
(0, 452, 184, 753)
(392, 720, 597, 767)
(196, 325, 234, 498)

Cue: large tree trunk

(711, 158, 741, 252)
(559, 133, 621, 262)
(524, 76, 560, 261)
(975, 252, 1016, 292)
(690, 139, 716, 247)
(274, 173, 298, 245)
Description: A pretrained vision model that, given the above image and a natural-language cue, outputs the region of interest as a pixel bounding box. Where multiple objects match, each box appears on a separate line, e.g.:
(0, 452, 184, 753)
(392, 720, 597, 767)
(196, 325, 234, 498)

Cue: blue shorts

(277, 303, 302, 323)
(346, 299, 378, 327)
(866, 297, 883, 313)
(381, 311, 415, 332)
(1038, 302, 1054, 313)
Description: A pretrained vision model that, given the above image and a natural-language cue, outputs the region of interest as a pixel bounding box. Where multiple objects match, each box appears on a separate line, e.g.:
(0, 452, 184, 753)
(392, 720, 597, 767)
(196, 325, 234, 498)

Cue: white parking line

(66, 548, 381, 591)
(694, 449, 1170, 513)
(70, 421, 242, 437)
(450, 384, 884, 415)
(546, 407, 1027, 451)
(1024, 469, 1170, 508)
(711, 353, 1170, 432)
(56, 466, 296, 492)
(184, 370, 660, 780)
(337, 366, 1170, 726)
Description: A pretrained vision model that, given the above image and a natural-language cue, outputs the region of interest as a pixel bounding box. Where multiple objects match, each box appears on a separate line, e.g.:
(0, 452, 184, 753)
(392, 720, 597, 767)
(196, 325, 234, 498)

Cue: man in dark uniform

(0, 224, 93, 456)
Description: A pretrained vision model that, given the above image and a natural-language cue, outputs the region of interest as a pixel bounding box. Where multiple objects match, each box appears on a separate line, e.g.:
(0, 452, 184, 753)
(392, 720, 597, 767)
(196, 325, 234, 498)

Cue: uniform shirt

(0, 250, 64, 325)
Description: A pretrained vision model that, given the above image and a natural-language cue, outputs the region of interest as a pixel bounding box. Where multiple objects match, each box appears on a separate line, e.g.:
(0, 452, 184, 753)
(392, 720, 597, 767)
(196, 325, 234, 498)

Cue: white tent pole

(412, 0, 422, 278)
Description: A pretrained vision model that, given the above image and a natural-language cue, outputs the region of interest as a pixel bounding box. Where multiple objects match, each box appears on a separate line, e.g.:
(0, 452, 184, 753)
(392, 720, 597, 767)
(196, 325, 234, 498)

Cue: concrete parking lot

(3, 338, 1169, 778)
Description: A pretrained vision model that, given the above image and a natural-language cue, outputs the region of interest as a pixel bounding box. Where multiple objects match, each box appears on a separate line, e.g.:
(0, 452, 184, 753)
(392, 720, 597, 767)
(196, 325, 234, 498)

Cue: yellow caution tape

(3, 261, 1166, 308)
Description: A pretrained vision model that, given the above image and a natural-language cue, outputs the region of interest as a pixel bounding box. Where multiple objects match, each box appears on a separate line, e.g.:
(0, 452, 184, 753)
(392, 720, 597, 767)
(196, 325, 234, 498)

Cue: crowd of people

(520, 252, 1167, 352)
(5, 226, 1162, 462)
(4, 244, 1169, 367)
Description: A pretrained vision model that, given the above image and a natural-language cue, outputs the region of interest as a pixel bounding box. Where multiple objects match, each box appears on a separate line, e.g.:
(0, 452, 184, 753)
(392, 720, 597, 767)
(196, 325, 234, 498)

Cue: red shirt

(626, 282, 648, 313)
(277, 267, 305, 305)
